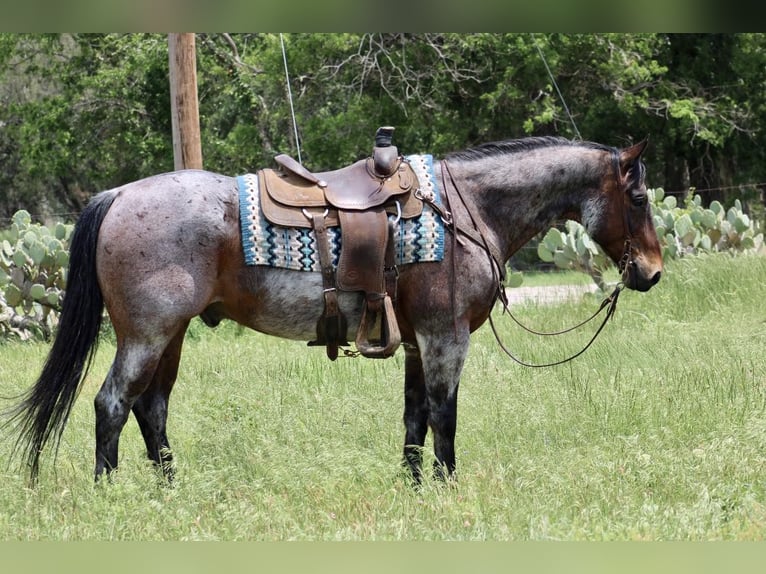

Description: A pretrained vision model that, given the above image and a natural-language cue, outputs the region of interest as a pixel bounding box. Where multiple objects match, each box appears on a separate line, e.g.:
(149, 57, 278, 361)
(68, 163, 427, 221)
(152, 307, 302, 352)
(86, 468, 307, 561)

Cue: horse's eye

(630, 190, 648, 207)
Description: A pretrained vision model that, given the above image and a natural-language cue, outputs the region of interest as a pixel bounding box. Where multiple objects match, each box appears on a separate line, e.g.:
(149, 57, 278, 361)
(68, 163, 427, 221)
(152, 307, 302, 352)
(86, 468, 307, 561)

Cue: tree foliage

(1, 33, 765, 224)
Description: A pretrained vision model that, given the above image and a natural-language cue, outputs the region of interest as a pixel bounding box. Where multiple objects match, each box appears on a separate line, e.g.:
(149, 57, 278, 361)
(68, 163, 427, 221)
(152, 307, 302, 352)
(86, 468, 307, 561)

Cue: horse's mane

(446, 136, 615, 162)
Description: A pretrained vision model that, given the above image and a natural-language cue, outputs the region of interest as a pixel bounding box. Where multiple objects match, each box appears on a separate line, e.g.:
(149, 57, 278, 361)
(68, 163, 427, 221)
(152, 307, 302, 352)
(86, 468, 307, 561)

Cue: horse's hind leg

(402, 344, 429, 484)
(94, 337, 174, 480)
(131, 323, 189, 480)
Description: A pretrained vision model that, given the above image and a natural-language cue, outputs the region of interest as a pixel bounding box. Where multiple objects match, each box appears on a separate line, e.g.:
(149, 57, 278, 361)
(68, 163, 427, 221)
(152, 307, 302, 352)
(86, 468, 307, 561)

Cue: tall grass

(0, 253, 764, 540)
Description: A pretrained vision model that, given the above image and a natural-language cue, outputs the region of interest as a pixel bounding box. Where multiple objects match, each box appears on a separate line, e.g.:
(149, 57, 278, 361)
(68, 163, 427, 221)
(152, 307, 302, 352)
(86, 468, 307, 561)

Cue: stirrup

(355, 294, 401, 358)
(307, 288, 349, 361)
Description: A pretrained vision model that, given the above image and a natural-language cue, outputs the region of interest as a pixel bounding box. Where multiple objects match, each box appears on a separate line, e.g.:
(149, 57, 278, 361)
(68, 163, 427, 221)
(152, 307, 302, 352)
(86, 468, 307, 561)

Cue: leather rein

(430, 157, 636, 368)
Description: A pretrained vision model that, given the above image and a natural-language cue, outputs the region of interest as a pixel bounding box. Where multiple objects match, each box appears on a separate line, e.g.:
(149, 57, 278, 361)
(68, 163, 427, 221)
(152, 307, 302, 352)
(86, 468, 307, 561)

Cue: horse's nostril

(651, 270, 662, 285)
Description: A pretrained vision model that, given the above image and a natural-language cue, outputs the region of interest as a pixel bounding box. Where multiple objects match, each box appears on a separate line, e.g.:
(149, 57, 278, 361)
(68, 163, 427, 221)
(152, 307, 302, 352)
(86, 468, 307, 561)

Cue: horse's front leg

(402, 344, 428, 484)
(416, 329, 470, 482)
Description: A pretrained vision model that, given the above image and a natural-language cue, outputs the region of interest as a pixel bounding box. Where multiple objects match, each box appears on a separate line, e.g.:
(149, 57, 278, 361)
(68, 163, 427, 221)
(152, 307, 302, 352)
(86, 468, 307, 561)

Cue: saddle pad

(238, 154, 445, 271)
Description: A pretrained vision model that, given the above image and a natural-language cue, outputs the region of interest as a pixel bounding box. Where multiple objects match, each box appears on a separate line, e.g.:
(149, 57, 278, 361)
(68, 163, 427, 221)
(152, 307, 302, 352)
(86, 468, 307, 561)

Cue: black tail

(3, 191, 117, 482)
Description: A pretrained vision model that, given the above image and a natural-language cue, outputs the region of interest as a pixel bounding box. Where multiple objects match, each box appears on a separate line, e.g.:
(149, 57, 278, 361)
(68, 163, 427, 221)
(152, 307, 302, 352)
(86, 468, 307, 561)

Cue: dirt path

(504, 283, 598, 305)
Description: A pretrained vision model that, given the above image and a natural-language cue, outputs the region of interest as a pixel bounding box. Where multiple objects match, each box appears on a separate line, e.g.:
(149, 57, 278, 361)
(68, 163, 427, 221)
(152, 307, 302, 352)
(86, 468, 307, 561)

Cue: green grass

(0, 253, 765, 540)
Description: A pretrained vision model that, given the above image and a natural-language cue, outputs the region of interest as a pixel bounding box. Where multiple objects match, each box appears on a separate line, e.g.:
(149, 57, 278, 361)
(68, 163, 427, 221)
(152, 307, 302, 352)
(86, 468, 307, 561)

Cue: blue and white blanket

(237, 154, 445, 271)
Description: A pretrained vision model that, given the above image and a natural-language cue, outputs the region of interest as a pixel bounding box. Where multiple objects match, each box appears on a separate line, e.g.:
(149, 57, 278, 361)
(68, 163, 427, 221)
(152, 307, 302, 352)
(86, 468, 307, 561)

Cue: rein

(488, 283, 622, 368)
(488, 233, 631, 368)
(437, 154, 636, 368)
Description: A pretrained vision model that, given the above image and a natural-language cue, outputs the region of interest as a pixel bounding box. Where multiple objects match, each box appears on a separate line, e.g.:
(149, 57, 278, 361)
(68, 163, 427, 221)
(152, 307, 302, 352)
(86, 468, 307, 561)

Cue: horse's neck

(443, 150, 601, 260)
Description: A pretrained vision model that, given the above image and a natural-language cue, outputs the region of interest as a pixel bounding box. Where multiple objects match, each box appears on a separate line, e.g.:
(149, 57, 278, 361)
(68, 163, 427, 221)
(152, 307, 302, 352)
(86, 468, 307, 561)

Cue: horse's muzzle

(627, 266, 662, 292)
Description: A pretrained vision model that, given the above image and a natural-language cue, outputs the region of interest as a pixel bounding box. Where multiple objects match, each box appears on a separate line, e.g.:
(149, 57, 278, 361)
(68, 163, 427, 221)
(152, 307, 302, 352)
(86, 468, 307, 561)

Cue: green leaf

(506, 271, 524, 288)
(674, 213, 694, 239)
(29, 243, 47, 266)
(55, 250, 69, 267)
(12, 210, 31, 228)
(45, 291, 60, 307)
(54, 222, 68, 240)
(734, 214, 751, 233)
(23, 230, 38, 248)
(575, 234, 587, 256)
(4, 283, 22, 307)
(29, 283, 46, 301)
(664, 242, 677, 259)
(700, 209, 717, 229)
(537, 242, 554, 263)
(689, 209, 702, 225)
(542, 228, 564, 250)
(581, 233, 597, 254)
(47, 238, 63, 252)
(12, 250, 28, 267)
(553, 251, 572, 269)
(562, 240, 577, 261)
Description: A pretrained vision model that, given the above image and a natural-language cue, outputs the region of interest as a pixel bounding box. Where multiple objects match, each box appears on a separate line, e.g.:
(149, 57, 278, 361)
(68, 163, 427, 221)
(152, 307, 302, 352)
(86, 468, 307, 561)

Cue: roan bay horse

(6, 136, 662, 484)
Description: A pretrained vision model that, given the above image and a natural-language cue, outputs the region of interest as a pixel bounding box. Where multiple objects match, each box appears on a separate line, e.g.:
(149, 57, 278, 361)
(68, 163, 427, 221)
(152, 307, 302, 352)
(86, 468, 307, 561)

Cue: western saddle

(258, 127, 423, 360)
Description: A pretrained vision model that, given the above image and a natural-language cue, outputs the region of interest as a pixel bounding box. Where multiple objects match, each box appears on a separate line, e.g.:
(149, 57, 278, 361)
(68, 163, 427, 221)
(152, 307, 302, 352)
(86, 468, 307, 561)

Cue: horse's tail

(4, 190, 117, 482)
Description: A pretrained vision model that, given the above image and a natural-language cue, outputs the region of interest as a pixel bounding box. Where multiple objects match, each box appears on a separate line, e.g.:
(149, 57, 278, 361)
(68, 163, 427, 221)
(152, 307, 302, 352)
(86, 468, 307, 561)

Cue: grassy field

(0, 253, 764, 540)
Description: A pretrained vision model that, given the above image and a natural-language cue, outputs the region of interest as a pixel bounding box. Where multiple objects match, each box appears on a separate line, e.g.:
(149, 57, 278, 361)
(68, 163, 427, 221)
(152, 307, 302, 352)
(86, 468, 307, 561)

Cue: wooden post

(168, 33, 203, 170)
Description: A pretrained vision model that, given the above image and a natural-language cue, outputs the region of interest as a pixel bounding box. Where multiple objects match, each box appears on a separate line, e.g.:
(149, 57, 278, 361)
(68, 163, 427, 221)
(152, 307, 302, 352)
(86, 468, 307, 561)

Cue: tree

(1, 33, 764, 226)
(0, 34, 172, 219)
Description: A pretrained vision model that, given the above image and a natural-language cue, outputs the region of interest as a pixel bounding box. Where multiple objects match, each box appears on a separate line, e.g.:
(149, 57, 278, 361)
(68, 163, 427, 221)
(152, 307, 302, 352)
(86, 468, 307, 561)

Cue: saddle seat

(256, 127, 422, 361)
(260, 154, 423, 228)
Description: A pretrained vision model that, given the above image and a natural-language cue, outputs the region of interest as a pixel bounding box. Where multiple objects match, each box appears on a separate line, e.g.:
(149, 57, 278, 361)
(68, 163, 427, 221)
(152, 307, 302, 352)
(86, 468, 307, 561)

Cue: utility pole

(168, 33, 203, 170)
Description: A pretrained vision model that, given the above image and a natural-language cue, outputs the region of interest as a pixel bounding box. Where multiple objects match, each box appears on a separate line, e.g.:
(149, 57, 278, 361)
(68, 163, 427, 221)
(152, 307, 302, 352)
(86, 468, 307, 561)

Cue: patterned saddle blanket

(237, 154, 445, 271)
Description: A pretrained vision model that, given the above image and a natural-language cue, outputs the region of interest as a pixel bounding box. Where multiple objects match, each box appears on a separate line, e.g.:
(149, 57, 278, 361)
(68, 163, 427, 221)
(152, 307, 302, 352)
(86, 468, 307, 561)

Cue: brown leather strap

(336, 208, 388, 294)
(384, 222, 398, 305)
(441, 161, 506, 283)
(309, 213, 347, 360)
(417, 166, 504, 274)
(313, 214, 335, 294)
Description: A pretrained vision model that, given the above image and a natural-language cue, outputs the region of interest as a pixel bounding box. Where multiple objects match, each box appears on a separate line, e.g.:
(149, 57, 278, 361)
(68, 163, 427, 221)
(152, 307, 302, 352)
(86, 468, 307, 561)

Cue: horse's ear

(619, 138, 649, 168)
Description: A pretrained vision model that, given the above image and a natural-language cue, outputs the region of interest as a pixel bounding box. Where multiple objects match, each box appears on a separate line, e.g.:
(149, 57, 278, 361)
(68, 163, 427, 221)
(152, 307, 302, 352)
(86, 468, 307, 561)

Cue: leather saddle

(257, 127, 421, 360)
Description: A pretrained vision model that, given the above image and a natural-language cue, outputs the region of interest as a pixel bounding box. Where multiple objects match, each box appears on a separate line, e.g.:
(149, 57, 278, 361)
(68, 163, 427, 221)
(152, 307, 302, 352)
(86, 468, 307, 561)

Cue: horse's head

(587, 140, 663, 291)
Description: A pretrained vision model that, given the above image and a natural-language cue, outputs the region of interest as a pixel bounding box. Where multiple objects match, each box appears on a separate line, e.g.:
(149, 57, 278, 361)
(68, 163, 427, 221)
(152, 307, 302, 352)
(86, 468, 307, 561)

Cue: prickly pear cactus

(650, 188, 764, 258)
(0, 210, 73, 340)
(533, 188, 764, 290)
(536, 220, 612, 290)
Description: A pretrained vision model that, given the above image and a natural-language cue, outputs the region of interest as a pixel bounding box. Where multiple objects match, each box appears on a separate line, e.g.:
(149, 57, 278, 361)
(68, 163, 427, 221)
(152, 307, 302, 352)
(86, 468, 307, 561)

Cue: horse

(5, 136, 662, 484)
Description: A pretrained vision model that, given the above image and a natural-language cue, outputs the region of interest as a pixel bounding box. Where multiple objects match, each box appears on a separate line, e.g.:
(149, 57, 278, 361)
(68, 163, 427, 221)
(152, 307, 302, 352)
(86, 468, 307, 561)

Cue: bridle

(439, 151, 639, 368)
